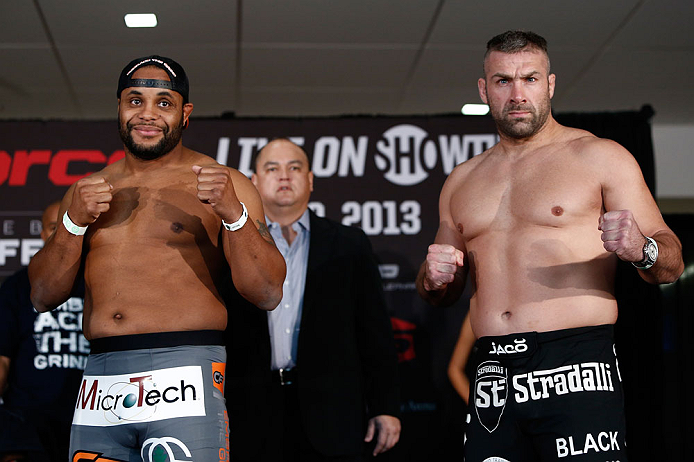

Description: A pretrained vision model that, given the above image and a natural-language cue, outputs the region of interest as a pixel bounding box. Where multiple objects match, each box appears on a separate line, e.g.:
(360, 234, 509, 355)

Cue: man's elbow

(239, 284, 282, 311)
(256, 259, 286, 310)
(30, 287, 55, 313)
(661, 260, 685, 284)
(257, 286, 283, 311)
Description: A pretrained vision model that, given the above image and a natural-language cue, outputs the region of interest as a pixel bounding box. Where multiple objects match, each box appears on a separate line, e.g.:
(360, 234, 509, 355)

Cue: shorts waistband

(481, 324, 613, 344)
(90, 330, 225, 354)
(476, 324, 614, 359)
(534, 324, 613, 343)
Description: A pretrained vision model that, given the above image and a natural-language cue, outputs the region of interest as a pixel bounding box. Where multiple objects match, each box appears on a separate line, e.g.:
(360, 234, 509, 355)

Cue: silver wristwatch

(632, 236, 658, 270)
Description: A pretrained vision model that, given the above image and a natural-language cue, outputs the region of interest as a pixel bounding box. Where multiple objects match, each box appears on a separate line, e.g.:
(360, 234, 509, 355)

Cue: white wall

(652, 124, 694, 198)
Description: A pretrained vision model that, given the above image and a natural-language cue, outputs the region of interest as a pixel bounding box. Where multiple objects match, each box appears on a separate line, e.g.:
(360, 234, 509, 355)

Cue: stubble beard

(491, 94, 552, 140)
(118, 116, 184, 161)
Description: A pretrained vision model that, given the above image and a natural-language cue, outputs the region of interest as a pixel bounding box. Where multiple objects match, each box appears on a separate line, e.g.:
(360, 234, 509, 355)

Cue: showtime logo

(0, 150, 124, 186)
(73, 365, 205, 427)
(374, 125, 497, 186)
(220, 126, 497, 187)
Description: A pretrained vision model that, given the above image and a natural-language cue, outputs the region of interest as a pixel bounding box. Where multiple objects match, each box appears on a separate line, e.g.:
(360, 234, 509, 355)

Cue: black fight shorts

(465, 324, 628, 462)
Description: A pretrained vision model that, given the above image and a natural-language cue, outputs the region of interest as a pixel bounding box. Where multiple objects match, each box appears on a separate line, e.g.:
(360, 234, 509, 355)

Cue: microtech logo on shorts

(73, 366, 205, 426)
(513, 362, 614, 403)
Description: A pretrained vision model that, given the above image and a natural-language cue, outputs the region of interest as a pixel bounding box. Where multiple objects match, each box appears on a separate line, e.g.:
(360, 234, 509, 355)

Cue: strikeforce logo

(0, 149, 124, 186)
(73, 366, 205, 427)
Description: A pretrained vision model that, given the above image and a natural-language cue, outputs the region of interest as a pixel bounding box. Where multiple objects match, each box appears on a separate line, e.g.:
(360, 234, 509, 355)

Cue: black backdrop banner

(0, 111, 666, 461)
(0, 115, 497, 282)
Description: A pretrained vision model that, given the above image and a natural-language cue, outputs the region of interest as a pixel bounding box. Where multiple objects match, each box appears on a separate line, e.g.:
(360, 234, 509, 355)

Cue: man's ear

(477, 78, 488, 104)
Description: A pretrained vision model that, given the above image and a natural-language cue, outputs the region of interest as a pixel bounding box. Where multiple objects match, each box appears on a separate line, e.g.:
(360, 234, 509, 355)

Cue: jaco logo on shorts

(73, 366, 205, 426)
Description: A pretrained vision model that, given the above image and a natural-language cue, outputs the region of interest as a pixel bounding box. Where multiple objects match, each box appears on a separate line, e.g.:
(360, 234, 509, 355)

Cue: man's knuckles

(429, 270, 454, 285)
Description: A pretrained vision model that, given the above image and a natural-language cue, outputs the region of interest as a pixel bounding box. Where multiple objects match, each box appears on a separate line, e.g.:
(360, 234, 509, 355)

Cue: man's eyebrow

(124, 89, 175, 97)
(492, 70, 541, 79)
(521, 70, 541, 78)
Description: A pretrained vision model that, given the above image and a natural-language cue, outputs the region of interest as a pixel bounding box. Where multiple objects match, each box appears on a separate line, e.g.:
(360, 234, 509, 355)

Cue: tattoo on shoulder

(256, 221, 274, 243)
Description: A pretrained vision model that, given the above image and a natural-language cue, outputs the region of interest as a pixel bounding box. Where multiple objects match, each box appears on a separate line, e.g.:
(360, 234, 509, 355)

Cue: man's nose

(137, 102, 159, 120)
(510, 82, 527, 105)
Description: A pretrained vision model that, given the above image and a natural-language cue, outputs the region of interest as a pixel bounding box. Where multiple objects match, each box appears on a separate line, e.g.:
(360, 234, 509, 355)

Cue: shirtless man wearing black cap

(29, 55, 286, 462)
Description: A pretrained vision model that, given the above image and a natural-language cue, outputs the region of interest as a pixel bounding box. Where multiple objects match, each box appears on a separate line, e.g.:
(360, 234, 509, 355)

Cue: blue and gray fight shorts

(70, 330, 229, 462)
(466, 324, 628, 462)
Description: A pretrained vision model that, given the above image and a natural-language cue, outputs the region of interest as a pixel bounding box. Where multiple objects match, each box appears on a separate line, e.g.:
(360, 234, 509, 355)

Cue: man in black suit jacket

(225, 138, 400, 462)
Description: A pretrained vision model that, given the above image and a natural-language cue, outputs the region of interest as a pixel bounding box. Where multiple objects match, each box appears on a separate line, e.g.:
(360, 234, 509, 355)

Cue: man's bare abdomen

(466, 228, 618, 338)
(81, 243, 228, 339)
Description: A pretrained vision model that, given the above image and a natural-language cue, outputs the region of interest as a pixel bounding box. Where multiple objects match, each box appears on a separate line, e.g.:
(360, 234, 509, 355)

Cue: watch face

(646, 243, 658, 261)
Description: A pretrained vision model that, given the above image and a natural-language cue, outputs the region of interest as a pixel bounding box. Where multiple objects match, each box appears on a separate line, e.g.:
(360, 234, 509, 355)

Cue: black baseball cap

(117, 55, 189, 103)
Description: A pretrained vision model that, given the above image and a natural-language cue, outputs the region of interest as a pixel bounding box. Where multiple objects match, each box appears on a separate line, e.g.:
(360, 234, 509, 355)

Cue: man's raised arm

(30, 177, 113, 312)
(598, 139, 684, 284)
(193, 165, 286, 310)
(416, 177, 468, 307)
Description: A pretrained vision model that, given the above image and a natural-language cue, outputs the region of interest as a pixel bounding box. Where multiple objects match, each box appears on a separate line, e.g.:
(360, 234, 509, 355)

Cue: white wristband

(62, 211, 88, 236)
(222, 202, 248, 231)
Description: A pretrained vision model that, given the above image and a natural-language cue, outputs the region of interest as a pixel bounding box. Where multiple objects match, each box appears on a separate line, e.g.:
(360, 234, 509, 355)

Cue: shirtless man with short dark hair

(416, 31, 683, 462)
(29, 55, 286, 462)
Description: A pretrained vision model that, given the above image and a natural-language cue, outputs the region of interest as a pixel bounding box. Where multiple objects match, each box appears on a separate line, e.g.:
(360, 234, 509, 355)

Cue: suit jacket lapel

(302, 210, 336, 322)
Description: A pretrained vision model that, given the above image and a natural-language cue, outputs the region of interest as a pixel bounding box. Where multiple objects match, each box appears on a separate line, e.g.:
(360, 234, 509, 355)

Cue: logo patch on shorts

(72, 451, 126, 462)
(474, 360, 508, 433)
(212, 362, 225, 395)
(513, 361, 615, 403)
(556, 431, 621, 458)
(141, 437, 193, 462)
(73, 366, 205, 427)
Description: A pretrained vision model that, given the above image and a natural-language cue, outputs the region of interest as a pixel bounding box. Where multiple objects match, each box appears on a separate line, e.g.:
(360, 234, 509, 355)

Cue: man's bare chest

(451, 160, 603, 241)
(86, 178, 220, 247)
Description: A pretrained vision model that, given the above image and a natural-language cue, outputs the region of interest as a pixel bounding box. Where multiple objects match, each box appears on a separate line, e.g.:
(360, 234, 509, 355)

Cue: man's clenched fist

(423, 243, 465, 292)
(599, 210, 647, 262)
(70, 176, 113, 226)
(192, 165, 241, 222)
